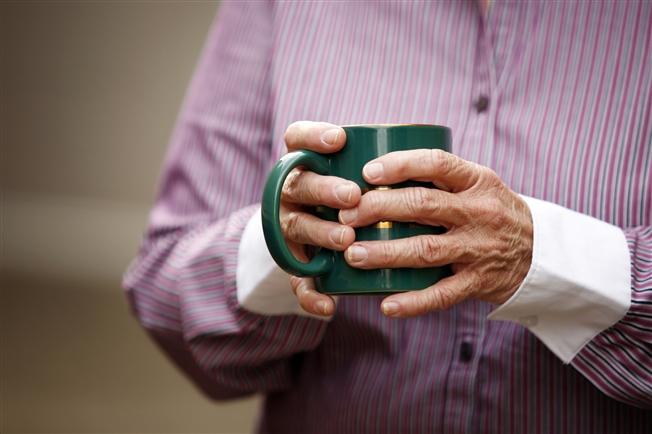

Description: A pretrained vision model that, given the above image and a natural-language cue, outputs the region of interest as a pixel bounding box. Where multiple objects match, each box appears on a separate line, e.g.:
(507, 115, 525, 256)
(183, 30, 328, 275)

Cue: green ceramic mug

(261, 124, 453, 295)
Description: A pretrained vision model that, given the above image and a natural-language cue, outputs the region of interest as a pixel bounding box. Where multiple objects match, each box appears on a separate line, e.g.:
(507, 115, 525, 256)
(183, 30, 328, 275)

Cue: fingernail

(329, 227, 346, 245)
(363, 162, 384, 180)
(321, 128, 341, 147)
(335, 184, 354, 203)
(347, 245, 367, 263)
(382, 301, 400, 316)
(316, 300, 330, 315)
(339, 208, 358, 225)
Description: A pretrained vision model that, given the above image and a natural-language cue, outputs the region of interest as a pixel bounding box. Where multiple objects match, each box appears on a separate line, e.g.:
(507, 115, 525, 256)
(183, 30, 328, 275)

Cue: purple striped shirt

(123, 1, 652, 432)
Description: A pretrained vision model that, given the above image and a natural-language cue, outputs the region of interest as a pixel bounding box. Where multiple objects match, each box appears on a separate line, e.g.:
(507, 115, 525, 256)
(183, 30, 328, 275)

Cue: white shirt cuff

(236, 207, 329, 319)
(488, 195, 631, 363)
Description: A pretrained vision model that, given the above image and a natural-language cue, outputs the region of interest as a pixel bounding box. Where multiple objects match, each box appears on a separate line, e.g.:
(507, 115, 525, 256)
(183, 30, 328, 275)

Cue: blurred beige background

(1, 1, 260, 432)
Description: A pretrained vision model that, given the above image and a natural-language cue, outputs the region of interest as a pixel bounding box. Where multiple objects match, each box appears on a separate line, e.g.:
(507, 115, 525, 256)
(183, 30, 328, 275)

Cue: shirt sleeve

(489, 196, 652, 408)
(122, 1, 328, 400)
(237, 207, 331, 318)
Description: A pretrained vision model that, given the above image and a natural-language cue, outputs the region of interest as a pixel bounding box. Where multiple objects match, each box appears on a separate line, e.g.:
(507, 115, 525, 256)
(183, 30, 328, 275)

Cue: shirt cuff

(236, 207, 329, 319)
(488, 195, 631, 363)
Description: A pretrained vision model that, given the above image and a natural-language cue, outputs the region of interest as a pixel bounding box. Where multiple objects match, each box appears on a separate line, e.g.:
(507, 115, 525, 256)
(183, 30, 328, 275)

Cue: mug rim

(341, 123, 449, 129)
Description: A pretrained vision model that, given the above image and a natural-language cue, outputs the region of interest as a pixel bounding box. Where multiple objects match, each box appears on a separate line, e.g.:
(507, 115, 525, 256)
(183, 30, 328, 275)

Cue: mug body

(314, 124, 452, 295)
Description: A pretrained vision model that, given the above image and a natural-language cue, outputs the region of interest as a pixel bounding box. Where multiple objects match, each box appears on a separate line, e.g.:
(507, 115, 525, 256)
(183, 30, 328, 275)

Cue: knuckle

(418, 288, 448, 312)
(430, 149, 454, 176)
(481, 166, 499, 180)
(478, 166, 501, 187)
(281, 211, 303, 240)
(404, 187, 436, 217)
(296, 278, 314, 299)
(450, 196, 474, 223)
(364, 191, 385, 220)
(282, 169, 303, 201)
(465, 271, 483, 297)
(378, 242, 398, 266)
(289, 276, 302, 294)
(436, 286, 457, 309)
(307, 176, 324, 203)
(430, 148, 448, 162)
(413, 236, 441, 264)
(413, 293, 433, 313)
(300, 285, 314, 302)
(456, 238, 475, 261)
(420, 286, 456, 311)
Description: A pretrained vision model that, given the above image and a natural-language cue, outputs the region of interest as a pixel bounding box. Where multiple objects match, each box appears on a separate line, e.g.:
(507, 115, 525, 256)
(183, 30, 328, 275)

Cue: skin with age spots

(279, 121, 533, 318)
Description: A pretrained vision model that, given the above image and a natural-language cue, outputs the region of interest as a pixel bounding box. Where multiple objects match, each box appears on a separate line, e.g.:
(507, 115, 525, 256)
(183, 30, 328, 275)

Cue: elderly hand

(280, 121, 359, 317)
(338, 149, 533, 318)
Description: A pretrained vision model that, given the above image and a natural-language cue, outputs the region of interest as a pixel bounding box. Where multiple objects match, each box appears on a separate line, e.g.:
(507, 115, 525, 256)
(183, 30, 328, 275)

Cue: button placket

(441, 16, 497, 433)
(459, 25, 495, 168)
(459, 341, 474, 363)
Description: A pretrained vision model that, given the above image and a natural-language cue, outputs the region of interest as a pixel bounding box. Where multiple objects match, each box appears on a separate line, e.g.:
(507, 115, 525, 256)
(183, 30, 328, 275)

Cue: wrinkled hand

(280, 121, 359, 316)
(338, 149, 533, 318)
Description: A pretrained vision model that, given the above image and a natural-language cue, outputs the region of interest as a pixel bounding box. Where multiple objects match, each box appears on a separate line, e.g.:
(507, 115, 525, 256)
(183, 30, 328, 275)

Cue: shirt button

(474, 95, 490, 113)
(459, 341, 473, 362)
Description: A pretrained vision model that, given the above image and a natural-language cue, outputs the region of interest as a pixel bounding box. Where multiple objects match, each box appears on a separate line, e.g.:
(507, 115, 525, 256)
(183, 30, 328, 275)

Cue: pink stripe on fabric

(123, 1, 652, 432)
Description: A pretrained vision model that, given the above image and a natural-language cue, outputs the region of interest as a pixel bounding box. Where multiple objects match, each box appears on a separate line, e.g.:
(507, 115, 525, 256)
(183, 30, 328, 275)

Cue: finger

(284, 121, 346, 153)
(290, 276, 336, 317)
(281, 208, 355, 250)
(338, 187, 466, 227)
(344, 234, 474, 269)
(362, 149, 484, 192)
(282, 169, 361, 208)
(380, 271, 476, 317)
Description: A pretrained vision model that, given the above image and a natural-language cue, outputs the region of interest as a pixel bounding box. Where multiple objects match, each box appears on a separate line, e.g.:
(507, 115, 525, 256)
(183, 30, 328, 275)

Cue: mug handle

(261, 150, 333, 277)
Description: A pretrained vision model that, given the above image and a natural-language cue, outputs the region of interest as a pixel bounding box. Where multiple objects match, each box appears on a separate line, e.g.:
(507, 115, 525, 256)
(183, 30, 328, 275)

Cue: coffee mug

(261, 124, 453, 295)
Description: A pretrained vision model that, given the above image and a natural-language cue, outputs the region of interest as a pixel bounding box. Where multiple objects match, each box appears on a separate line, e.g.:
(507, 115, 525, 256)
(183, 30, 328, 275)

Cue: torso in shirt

(261, 1, 651, 433)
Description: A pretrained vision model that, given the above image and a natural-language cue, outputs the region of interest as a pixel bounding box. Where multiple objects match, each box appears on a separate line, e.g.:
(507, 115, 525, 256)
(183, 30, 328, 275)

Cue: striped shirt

(123, 1, 652, 432)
